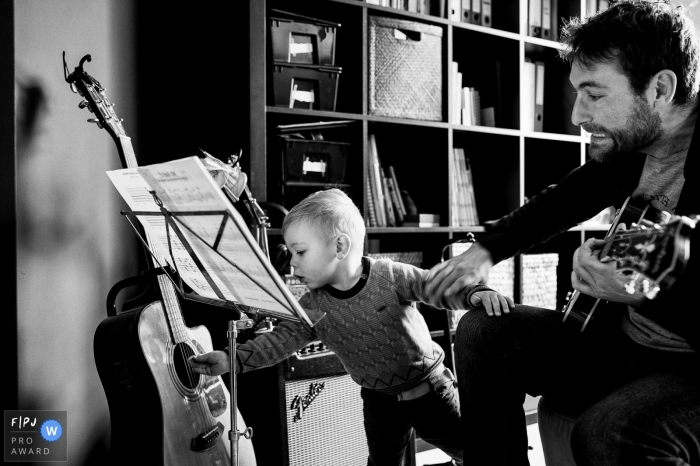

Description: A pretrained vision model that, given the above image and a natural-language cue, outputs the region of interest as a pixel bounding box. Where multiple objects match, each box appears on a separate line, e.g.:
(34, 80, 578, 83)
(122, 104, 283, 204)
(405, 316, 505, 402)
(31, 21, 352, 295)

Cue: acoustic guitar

(562, 197, 691, 332)
(64, 53, 256, 466)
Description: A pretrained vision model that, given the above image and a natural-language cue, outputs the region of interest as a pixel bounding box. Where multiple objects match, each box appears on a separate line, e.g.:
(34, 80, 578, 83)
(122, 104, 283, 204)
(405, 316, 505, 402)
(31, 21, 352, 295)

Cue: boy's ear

(335, 233, 351, 259)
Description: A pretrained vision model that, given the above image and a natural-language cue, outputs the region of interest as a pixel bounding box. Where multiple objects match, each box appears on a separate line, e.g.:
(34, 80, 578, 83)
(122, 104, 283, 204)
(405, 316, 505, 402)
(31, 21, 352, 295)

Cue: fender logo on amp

(290, 382, 326, 422)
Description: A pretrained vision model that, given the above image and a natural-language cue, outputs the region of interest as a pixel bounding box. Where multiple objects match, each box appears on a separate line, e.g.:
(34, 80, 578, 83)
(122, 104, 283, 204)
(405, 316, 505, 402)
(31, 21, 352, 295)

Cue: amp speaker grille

(284, 373, 368, 466)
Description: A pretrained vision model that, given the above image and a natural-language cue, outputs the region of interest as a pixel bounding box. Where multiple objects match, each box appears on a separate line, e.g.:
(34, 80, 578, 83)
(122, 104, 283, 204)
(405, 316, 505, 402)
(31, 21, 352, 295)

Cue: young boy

(190, 188, 513, 466)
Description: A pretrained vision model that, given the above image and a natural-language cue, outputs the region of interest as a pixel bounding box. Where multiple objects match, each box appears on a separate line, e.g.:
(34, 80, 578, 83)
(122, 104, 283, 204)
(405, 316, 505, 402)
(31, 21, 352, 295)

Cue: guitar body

(94, 302, 256, 466)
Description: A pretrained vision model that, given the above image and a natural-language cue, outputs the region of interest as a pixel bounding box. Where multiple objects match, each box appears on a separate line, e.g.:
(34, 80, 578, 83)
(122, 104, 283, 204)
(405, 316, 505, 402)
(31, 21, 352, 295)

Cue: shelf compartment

(454, 131, 521, 224)
(525, 43, 580, 136)
(452, 28, 519, 130)
(368, 122, 449, 226)
(523, 137, 580, 201)
(267, 0, 364, 115)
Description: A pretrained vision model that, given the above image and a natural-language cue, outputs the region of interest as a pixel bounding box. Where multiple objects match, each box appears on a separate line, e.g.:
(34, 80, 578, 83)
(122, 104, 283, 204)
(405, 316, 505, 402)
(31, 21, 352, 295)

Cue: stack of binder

(449, 0, 492, 27)
(269, 9, 342, 111)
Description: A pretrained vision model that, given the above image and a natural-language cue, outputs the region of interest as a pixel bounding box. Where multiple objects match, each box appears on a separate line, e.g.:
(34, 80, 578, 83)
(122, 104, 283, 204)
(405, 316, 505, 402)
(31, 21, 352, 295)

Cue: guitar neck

(118, 131, 189, 343)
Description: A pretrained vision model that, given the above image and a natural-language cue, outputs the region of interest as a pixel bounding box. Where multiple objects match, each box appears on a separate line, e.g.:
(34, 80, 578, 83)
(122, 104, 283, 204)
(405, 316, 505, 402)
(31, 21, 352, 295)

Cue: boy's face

(284, 222, 338, 290)
(569, 56, 662, 162)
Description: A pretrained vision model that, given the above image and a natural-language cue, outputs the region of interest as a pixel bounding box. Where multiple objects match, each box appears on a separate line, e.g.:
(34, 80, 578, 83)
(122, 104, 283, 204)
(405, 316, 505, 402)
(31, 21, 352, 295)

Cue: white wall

(15, 1, 137, 464)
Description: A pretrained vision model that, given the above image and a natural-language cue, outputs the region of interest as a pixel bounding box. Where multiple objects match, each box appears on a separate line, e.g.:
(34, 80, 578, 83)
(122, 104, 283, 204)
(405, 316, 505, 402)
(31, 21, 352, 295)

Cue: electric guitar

(64, 53, 256, 465)
(562, 197, 691, 332)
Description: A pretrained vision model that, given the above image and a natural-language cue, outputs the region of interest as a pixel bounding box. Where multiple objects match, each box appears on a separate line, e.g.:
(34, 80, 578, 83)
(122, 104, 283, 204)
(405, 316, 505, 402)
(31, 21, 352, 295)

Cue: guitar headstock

(608, 215, 695, 299)
(63, 52, 126, 142)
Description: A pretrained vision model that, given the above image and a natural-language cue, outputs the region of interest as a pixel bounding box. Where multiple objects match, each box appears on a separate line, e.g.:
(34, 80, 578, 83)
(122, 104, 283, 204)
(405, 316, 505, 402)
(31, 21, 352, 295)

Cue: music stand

(110, 156, 323, 466)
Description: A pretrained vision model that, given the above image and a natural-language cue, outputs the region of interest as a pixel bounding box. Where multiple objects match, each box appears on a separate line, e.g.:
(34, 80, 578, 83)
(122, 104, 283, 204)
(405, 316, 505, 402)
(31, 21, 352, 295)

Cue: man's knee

(570, 406, 625, 465)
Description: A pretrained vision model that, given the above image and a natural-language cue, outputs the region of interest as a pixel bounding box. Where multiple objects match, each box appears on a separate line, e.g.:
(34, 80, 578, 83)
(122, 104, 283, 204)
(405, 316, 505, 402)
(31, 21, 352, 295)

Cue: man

(424, 2, 700, 465)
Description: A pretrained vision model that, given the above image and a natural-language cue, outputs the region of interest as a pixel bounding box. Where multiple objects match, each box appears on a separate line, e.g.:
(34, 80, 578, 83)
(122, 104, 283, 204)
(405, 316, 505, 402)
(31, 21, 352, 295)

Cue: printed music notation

(107, 157, 317, 326)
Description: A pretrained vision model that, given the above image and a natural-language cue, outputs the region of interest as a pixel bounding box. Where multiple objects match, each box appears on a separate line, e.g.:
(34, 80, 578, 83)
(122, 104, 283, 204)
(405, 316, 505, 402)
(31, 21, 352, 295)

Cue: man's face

(284, 222, 338, 290)
(570, 57, 662, 162)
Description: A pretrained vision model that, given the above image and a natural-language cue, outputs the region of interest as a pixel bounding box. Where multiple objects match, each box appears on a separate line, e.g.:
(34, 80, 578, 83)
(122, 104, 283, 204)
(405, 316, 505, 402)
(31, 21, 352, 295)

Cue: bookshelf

(248, 0, 607, 314)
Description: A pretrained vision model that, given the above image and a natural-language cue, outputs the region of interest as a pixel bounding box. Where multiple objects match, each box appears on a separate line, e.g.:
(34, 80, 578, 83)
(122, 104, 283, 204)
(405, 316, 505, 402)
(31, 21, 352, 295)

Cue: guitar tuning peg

(78, 100, 89, 109)
(87, 118, 103, 129)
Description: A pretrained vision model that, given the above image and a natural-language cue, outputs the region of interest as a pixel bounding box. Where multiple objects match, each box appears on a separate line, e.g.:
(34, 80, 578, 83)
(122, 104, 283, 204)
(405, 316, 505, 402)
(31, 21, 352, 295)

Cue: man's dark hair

(559, 0, 700, 105)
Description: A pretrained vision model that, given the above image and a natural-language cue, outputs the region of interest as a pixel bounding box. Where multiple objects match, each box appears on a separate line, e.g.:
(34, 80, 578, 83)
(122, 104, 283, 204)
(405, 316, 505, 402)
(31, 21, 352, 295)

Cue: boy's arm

(232, 316, 316, 373)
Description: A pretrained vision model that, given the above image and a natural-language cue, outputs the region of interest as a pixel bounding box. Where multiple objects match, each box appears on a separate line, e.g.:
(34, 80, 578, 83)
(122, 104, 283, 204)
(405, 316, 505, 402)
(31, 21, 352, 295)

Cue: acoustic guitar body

(94, 302, 256, 466)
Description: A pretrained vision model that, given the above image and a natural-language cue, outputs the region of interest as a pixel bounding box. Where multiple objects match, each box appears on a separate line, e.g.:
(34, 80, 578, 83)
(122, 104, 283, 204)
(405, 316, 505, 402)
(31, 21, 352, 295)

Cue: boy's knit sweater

(233, 257, 489, 394)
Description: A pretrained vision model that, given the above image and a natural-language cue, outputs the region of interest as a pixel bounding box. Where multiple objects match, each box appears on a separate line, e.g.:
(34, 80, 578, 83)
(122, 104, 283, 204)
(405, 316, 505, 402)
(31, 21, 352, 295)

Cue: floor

(415, 423, 546, 466)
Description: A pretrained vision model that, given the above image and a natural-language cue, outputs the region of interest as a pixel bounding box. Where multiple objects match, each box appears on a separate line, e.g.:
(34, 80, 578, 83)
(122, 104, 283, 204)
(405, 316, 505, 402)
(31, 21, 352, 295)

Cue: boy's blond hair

(282, 188, 366, 249)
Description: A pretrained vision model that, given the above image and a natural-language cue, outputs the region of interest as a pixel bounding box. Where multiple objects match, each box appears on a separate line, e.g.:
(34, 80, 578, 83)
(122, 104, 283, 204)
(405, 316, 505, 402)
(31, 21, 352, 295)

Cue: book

(388, 166, 407, 216)
(368, 134, 387, 226)
(472, 88, 482, 126)
(403, 214, 440, 227)
(365, 165, 378, 227)
(385, 173, 405, 224)
(382, 173, 397, 226)
(464, 154, 480, 225)
(461, 86, 472, 126)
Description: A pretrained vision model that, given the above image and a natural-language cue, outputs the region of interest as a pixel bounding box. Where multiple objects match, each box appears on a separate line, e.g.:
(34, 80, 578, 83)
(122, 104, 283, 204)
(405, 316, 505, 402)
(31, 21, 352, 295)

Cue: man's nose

(571, 94, 589, 127)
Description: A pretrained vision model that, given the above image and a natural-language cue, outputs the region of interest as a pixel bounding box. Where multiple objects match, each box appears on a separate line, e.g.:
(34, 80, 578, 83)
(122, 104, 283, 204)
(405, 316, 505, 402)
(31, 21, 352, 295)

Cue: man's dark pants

(454, 304, 700, 465)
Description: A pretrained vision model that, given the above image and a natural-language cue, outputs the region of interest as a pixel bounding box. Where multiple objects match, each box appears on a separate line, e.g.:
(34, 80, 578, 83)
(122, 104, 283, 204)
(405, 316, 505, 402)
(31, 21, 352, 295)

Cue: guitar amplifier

(238, 341, 369, 466)
(236, 340, 415, 466)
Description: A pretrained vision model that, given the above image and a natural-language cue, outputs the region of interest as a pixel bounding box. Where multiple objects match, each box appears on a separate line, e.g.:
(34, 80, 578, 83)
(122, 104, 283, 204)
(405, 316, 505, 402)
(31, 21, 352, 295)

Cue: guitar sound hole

(174, 343, 200, 390)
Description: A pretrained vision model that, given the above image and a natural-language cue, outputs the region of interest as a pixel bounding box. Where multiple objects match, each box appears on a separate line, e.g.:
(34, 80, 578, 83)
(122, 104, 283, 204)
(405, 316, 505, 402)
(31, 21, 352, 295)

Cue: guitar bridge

(190, 422, 224, 452)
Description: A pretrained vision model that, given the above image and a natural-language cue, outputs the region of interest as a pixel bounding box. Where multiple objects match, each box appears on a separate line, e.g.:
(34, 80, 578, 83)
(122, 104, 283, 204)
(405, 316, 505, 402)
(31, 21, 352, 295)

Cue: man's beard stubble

(587, 97, 662, 162)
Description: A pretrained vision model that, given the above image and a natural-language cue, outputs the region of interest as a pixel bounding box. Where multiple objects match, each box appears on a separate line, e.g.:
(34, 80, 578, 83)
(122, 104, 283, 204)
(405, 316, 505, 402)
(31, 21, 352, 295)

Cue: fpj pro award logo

(4, 410, 67, 462)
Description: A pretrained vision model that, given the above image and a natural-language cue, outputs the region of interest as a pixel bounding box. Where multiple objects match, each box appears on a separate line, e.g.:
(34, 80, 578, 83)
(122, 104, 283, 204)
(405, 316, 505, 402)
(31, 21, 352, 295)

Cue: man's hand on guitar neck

(572, 238, 646, 307)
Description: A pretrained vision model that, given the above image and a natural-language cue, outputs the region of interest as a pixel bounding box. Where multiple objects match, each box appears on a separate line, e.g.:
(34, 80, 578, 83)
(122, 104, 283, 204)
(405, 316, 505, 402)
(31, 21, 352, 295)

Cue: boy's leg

(453, 304, 627, 466)
(361, 388, 414, 466)
(409, 373, 463, 465)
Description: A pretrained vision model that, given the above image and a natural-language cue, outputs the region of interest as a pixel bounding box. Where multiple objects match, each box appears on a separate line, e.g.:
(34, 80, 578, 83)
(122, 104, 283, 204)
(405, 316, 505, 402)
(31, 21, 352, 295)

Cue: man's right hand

(424, 242, 494, 309)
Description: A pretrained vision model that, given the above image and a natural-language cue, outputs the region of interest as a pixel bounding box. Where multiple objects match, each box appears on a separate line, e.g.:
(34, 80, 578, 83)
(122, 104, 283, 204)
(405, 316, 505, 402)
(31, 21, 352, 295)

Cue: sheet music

(106, 168, 234, 301)
(107, 157, 317, 326)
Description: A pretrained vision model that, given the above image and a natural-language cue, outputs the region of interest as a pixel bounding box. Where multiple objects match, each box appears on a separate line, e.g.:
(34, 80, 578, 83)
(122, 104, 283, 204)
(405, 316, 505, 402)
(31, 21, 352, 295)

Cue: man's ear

(651, 70, 677, 108)
(335, 233, 352, 259)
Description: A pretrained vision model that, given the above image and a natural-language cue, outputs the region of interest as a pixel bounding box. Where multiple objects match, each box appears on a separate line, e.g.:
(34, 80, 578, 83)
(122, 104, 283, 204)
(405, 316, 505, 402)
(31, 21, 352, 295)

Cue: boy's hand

(188, 350, 231, 376)
(470, 291, 514, 317)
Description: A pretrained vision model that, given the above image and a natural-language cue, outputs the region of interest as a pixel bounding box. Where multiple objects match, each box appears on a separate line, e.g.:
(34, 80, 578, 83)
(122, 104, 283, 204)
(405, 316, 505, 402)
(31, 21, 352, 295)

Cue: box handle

(394, 28, 422, 42)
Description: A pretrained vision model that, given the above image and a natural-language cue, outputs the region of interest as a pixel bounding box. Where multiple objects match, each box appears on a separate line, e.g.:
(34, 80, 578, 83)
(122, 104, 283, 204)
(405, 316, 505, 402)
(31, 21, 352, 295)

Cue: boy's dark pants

(361, 375, 463, 466)
(455, 304, 700, 466)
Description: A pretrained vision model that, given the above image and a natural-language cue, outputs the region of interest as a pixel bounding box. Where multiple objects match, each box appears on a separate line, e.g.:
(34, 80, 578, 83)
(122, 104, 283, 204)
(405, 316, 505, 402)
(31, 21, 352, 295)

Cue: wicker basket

(368, 16, 443, 121)
(445, 246, 559, 330)
(521, 253, 559, 310)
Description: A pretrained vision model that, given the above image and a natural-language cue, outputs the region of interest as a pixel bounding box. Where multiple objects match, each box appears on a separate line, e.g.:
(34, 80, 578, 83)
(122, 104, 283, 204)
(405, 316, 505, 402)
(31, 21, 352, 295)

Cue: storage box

(274, 137, 349, 184)
(271, 62, 341, 111)
(269, 9, 339, 66)
(369, 16, 443, 121)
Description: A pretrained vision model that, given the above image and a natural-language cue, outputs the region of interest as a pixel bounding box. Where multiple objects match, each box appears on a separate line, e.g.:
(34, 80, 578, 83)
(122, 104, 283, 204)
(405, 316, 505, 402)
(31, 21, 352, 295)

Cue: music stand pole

(228, 318, 253, 466)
